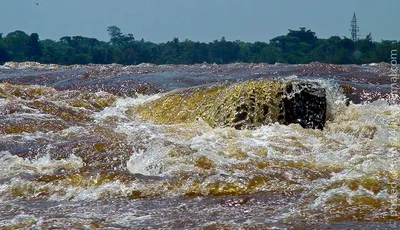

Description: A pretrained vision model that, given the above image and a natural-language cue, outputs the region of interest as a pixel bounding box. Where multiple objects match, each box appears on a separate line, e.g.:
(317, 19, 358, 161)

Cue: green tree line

(0, 26, 398, 65)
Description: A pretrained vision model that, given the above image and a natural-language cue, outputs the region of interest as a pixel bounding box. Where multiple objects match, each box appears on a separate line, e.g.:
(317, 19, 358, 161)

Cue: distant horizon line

(1, 28, 396, 44)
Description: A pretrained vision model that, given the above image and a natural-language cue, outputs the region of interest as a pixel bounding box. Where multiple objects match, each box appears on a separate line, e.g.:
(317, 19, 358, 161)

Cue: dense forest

(0, 26, 398, 65)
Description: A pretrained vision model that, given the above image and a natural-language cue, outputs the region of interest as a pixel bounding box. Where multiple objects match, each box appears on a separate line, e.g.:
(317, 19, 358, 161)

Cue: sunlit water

(0, 62, 399, 229)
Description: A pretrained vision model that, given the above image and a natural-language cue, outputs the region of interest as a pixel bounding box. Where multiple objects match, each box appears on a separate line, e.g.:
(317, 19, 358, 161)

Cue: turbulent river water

(0, 62, 399, 229)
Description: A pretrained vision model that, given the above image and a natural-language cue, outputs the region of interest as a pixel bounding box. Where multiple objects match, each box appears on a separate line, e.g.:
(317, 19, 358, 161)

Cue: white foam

(0, 152, 83, 178)
(93, 94, 161, 122)
(127, 144, 170, 176)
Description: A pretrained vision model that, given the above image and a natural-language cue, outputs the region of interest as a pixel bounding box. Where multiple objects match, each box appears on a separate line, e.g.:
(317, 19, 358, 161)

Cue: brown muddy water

(0, 62, 399, 229)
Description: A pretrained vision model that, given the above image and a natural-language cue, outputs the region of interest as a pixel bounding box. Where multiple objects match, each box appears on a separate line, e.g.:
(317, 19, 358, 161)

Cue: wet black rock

(280, 83, 327, 130)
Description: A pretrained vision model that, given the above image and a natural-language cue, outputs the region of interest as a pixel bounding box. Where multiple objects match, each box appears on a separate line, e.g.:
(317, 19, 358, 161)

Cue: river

(0, 62, 399, 229)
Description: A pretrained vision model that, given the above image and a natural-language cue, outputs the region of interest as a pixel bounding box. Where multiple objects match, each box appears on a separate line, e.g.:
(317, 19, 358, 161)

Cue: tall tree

(25, 33, 42, 61)
(3, 30, 30, 61)
(107, 26, 123, 46)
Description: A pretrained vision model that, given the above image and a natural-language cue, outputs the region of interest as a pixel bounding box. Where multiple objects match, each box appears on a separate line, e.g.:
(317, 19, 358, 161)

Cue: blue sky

(1, 0, 398, 43)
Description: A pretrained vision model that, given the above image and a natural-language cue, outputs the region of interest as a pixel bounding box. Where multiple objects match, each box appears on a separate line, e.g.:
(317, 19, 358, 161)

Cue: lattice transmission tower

(350, 13, 360, 42)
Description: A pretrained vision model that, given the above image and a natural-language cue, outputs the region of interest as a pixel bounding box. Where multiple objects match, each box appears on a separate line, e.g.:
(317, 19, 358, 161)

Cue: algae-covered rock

(137, 80, 327, 129)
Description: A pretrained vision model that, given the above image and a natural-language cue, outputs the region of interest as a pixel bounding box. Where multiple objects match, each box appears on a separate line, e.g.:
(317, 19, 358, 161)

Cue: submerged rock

(136, 80, 326, 129)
